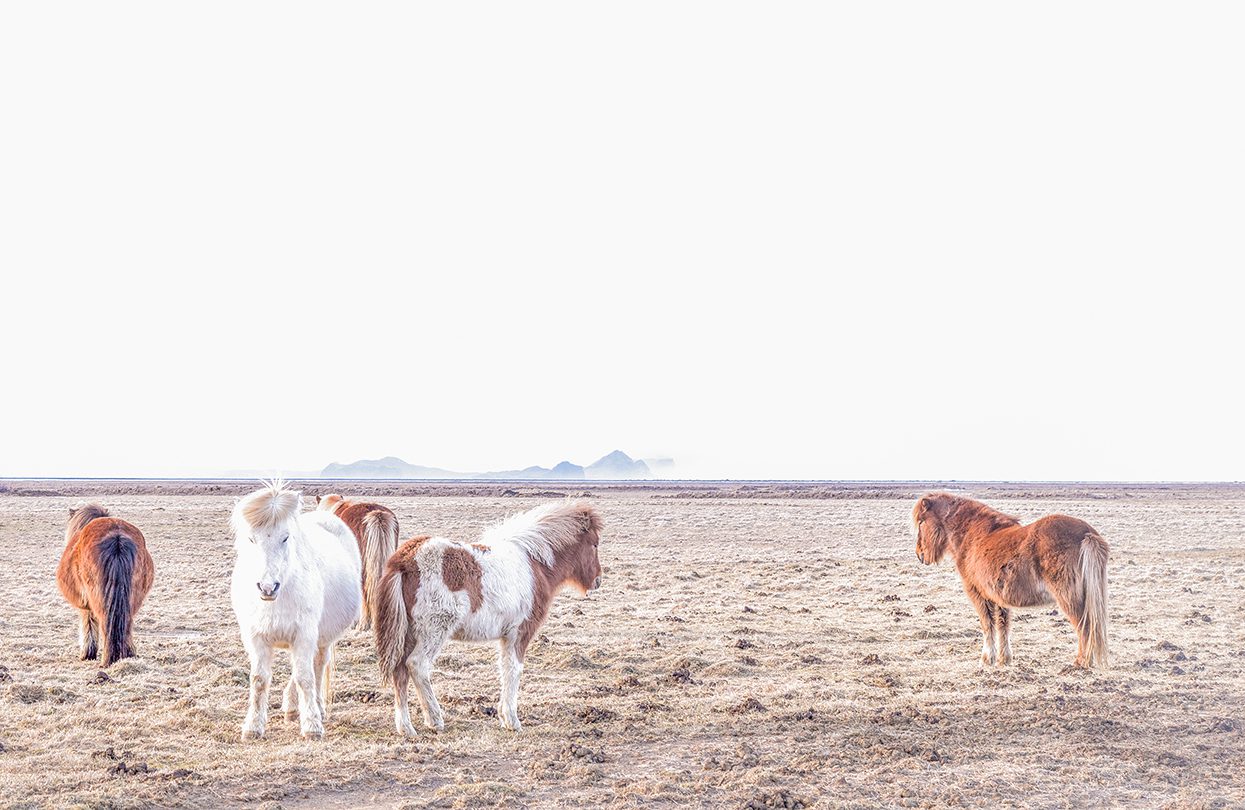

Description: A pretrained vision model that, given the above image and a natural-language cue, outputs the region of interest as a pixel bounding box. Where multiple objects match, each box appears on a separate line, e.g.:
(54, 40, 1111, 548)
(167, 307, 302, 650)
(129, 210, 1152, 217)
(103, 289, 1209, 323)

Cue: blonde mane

(233, 478, 303, 535)
(66, 503, 109, 543)
(482, 500, 601, 567)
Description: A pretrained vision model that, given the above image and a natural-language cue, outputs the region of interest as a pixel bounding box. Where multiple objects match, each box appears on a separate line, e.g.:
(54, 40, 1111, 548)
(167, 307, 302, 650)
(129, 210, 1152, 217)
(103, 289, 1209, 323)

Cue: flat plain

(1, 480, 1242, 809)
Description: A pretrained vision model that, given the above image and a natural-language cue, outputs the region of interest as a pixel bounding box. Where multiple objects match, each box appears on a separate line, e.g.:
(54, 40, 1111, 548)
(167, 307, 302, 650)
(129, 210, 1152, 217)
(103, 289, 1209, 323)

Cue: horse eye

(282, 535, 289, 544)
(249, 536, 256, 544)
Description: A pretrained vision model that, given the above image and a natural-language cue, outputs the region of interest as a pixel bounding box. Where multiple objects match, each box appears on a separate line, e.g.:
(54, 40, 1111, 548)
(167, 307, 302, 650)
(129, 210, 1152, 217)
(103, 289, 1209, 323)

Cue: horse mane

(66, 504, 110, 541)
(482, 500, 601, 567)
(949, 495, 1021, 532)
(317, 493, 347, 514)
(233, 478, 302, 533)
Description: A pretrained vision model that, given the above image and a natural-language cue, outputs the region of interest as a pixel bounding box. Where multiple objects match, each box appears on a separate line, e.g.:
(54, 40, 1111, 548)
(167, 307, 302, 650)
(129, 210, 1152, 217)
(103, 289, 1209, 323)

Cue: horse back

(958, 515, 1101, 608)
(299, 512, 362, 562)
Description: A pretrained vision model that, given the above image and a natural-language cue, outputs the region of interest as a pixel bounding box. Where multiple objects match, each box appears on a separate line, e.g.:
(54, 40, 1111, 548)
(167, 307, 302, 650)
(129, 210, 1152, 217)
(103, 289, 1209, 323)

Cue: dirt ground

(0, 481, 1242, 809)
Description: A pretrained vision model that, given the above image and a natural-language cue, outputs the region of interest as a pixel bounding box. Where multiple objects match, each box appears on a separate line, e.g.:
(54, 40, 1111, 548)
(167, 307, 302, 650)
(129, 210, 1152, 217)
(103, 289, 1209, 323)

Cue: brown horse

(57, 505, 155, 667)
(315, 494, 399, 630)
(374, 501, 603, 735)
(913, 493, 1109, 668)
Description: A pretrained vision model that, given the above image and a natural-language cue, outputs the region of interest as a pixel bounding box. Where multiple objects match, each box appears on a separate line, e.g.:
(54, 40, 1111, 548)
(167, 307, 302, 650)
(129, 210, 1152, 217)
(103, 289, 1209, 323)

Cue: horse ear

(313, 494, 321, 504)
(67, 507, 75, 515)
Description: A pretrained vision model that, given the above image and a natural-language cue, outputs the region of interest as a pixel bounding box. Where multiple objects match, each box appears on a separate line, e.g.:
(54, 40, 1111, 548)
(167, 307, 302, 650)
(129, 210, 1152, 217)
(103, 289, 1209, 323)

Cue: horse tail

(97, 532, 138, 667)
(375, 562, 410, 687)
(1079, 532, 1110, 668)
(360, 509, 399, 631)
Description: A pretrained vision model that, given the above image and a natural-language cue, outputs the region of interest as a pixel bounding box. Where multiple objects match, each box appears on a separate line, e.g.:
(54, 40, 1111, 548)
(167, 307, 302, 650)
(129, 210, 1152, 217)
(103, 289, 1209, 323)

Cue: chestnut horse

(913, 493, 1109, 668)
(374, 501, 603, 735)
(315, 494, 399, 631)
(57, 505, 155, 667)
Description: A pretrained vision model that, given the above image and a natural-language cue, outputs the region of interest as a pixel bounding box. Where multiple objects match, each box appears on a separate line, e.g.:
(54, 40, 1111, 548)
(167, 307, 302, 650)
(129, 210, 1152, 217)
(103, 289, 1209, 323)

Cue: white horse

(374, 501, 603, 736)
(230, 480, 361, 740)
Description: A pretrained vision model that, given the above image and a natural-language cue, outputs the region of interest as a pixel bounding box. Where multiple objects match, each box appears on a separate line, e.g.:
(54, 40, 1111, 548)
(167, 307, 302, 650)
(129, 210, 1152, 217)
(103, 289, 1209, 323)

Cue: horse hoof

(302, 730, 324, 740)
(241, 729, 264, 741)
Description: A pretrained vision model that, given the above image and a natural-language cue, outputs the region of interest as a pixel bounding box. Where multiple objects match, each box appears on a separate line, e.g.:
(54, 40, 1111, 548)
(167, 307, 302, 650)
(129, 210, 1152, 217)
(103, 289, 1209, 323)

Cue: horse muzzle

(257, 581, 280, 601)
(589, 576, 602, 592)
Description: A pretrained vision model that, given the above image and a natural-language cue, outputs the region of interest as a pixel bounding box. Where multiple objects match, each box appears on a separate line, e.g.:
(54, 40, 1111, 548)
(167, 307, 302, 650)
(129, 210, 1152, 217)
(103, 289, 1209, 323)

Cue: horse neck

(946, 500, 1014, 543)
(525, 542, 581, 614)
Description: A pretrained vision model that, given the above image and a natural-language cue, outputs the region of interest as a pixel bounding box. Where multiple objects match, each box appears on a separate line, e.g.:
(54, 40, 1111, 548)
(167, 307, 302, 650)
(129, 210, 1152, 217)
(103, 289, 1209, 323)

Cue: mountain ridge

(319, 450, 661, 480)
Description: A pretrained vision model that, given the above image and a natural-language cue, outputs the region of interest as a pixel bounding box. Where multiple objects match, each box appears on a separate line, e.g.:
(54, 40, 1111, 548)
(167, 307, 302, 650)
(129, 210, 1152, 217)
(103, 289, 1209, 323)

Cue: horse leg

(996, 607, 1012, 665)
(78, 609, 98, 661)
(410, 632, 448, 730)
(1052, 588, 1089, 668)
(964, 585, 998, 665)
(393, 660, 417, 737)
(241, 642, 273, 740)
(291, 642, 324, 739)
(496, 635, 524, 731)
(314, 646, 329, 721)
(282, 677, 297, 721)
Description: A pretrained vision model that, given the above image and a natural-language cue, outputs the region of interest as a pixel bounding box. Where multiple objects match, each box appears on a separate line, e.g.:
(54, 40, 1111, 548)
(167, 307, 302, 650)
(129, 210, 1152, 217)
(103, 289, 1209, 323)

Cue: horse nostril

(272, 581, 280, 593)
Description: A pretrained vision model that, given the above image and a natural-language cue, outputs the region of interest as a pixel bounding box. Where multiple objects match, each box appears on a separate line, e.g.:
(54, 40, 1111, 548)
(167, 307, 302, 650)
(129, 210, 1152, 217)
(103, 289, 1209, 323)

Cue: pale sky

(1, 3, 1241, 481)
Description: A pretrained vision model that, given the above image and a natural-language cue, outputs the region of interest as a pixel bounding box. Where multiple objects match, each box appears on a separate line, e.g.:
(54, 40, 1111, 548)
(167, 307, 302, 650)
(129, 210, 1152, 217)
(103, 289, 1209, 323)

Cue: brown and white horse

(315, 494, 399, 630)
(57, 505, 155, 667)
(374, 501, 603, 735)
(913, 493, 1109, 668)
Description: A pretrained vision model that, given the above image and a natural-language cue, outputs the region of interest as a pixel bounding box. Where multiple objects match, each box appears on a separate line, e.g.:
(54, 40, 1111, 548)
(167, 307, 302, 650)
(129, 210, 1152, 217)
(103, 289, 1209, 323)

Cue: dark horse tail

(97, 532, 138, 667)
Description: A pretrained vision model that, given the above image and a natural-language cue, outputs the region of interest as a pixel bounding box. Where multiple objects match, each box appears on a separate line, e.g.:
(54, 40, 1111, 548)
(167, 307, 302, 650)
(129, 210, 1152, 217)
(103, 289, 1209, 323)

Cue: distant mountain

(320, 456, 458, 479)
(586, 450, 652, 479)
(320, 451, 665, 480)
(479, 461, 586, 480)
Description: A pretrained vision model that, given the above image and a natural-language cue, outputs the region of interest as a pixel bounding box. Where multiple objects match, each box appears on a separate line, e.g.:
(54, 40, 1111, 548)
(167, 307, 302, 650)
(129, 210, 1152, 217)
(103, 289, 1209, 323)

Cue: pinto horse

(314, 494, 399, 631)
(374, 501, 603, 735)
(231, 480, 361, 740)
(913, 493, 1109, 668)
(57, 505, 155, 667)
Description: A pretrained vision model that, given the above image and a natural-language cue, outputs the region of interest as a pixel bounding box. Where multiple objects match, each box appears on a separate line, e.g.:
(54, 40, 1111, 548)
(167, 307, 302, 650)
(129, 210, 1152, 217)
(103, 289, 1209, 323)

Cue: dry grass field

(1, 481, 1243, 809)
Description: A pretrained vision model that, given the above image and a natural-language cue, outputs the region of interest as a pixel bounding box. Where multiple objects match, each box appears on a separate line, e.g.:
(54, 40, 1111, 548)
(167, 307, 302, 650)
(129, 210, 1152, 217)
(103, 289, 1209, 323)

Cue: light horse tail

(94, 531, 138, 667)
(323, 648, 335, 710)
(1078, 532, 1110, 668)
(375, 563, 410, 687)
(360, 510, 400, 631)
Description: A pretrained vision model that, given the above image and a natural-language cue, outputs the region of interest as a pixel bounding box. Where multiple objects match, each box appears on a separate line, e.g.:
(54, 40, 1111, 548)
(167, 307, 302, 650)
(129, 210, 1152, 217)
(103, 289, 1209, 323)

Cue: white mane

(480, 500, 598, 567)
(232, 478, 302, 537)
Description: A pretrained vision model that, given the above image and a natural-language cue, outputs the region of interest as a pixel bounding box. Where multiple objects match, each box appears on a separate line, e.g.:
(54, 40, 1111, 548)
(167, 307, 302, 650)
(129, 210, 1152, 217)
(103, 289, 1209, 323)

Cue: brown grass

(1, 485, 1243, 808)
